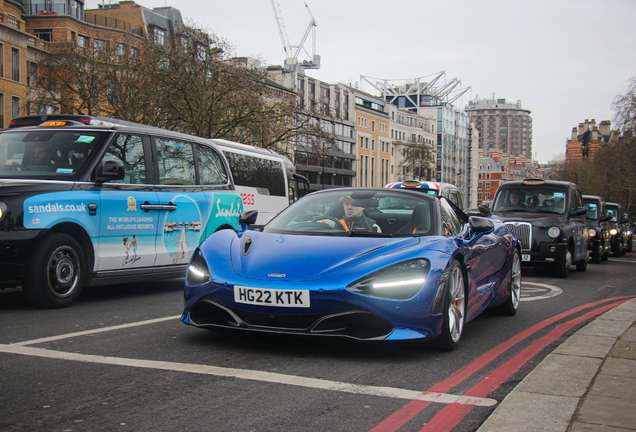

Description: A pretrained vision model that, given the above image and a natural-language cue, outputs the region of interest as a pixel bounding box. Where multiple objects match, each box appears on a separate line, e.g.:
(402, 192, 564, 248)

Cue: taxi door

(96, 134, 160, 270)
(152, 137, 207, 267)
(570, 188, 588, 261)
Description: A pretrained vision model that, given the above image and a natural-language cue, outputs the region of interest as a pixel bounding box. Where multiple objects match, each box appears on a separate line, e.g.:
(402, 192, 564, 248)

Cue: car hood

(492, 211, 568, 228)
(230, 231, 434, 282)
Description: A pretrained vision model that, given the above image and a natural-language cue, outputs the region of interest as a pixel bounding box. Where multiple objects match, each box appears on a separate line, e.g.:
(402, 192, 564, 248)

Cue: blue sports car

(181, 188, 521, 350)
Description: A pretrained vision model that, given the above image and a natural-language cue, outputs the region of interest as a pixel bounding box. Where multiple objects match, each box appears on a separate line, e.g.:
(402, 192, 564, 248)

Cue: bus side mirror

(95, 160, 125, 183)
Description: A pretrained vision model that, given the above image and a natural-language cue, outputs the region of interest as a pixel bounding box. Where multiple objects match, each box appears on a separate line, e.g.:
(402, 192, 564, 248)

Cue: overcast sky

(88, 0, 636, 164)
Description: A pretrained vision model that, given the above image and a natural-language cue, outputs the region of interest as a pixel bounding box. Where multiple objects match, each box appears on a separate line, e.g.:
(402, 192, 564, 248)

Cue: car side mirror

(570, 207, 587, 217)
(239, 210, 258, 228)
(477, 204, 491, 216)
(95, 160, 125, 183)
(621, 218, 631, 224)
(469, 216, 495, 233)
(600, 214, 612, 222)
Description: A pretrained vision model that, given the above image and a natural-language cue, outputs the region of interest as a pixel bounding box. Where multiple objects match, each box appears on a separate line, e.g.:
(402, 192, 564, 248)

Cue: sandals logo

(215, 198, 241, 218)
(127, 196, 137, 211)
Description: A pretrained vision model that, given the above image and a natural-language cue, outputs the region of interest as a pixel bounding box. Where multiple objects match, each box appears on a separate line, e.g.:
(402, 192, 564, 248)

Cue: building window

(94, 39, 107, 52)
(11, 96, 20, 119)
(360, 136, 364, 148)
(35, 29, 53, 42)
(154, 28, 166, 45)
(371, 120, 375, 132)
(485, 182, 490, 190)
(11, 48, 19, 82)
(77, 35, 87, 47)
(115, 43, 125, 56)
(0, 43, 3, 78)
(485, 192, 491, 200)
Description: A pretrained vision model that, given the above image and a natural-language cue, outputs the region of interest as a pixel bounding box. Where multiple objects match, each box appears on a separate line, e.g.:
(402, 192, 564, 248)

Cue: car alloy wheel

(447, 264, 465, 343)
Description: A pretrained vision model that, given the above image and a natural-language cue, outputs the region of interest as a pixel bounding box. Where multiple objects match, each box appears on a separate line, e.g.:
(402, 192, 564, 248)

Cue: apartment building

(465, 97, 533, 160)
(0, 0, 48, 128)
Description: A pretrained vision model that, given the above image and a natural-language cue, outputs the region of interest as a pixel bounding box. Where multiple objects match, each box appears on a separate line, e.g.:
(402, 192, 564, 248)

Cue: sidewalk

(477, 297, 636, 432)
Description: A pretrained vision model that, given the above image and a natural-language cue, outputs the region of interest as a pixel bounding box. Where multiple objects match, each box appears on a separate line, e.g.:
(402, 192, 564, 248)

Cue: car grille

(504, 222, 532, 250)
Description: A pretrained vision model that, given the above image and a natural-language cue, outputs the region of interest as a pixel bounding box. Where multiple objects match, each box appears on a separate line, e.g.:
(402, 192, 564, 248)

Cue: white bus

(210, 139, 310, 225)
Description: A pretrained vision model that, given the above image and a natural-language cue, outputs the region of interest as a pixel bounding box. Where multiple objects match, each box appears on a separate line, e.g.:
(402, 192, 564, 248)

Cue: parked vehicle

(0, 115, 243, 308)
(583, 195, 611, 263)
(385, 180, 464, 209)
(605, 203, 628, 256)
(182, 187, 521, 351)
(489, 179, 589, 278)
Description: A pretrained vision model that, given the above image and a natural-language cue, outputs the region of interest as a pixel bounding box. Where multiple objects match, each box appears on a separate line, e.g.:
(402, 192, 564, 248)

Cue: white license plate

(522, 254, 531, 262)
(234, 286, 310, 308)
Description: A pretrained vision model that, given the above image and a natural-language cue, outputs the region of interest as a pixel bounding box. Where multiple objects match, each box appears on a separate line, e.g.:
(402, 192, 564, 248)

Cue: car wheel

(22, 233, 86, 309)
(495, 250, 521, 316)
(555, 249, 571, 278)
(620, 239, 626, 255)
(612, 241, 621, 257)
(628, 239, 633, 253)
(432, 260, 466, 351)
(576, 255, 588, 272)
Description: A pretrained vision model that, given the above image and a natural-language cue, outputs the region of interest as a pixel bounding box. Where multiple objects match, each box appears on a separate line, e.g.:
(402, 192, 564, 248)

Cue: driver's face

(343, 201, 364, 219)
(510, 194, 521, 203)
(34, 147, 48, 164)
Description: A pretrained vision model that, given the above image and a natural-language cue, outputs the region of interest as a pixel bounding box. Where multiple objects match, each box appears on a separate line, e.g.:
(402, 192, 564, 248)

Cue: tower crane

(270, 0, 320, 72)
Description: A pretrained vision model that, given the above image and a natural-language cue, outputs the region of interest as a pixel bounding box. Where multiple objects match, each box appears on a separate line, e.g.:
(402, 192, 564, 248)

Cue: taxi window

(196, 144, 228, 185)
(103, 134, 147, 184)
(156, 138, 196, 185)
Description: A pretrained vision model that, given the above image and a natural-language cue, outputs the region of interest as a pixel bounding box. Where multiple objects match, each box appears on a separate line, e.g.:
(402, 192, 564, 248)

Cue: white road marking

(1, 318, 497, 408)
(11, 315, 181, 346)
(520, 282, 563, 301)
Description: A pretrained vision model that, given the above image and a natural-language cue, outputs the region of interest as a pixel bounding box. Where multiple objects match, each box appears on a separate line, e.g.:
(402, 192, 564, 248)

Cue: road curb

(476, 297, 636, 432)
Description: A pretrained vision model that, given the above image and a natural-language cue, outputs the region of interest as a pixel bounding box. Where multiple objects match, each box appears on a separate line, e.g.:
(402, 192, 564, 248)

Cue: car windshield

(0, 129, 106, 179)
(606, 207, 619, 222)
(492, 187, 568, 215)
(584, 202, 599, 220)
(263, 189, 436, 237)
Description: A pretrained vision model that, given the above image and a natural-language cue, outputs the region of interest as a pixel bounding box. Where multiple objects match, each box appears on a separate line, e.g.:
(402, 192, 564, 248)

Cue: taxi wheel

(23, 233, 86, 309)
(628, 240, 633, 253)
(495, 250, 521, 316)
(591, 248, 601, 264)
(432, 260, 466, 351)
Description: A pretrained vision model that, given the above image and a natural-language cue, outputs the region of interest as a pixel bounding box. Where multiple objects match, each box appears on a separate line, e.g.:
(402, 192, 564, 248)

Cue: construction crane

(270, 0, 320, 72)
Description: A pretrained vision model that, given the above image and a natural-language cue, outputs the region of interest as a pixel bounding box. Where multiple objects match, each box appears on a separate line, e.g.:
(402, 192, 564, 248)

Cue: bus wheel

(23, 233, 86, 309)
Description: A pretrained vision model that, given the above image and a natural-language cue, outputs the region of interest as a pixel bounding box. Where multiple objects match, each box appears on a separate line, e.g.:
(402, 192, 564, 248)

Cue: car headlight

(610, 228, 618, 236)
(186, 248, 211, 286)
(628, 230, 633, 236)
(0, 201, 6, 222)
(347, 259, 430, 300)
(589, 229, 597, 238)
(548, 227, 560, 238)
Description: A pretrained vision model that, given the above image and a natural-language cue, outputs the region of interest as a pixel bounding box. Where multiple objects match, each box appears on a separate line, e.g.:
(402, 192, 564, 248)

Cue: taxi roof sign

(40, 121, 70, 127)
(522, 178, 546, 185)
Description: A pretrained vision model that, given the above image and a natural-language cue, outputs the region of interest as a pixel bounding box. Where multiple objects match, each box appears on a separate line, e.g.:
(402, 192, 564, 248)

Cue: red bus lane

(370, 296, 635, 432)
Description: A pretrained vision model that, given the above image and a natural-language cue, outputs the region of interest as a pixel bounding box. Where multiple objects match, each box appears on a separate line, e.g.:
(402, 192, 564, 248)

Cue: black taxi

(0, 115, 243, 308)
(605, 202, 630, 256)
(582, 194, 611, 263)
(490, 179, 589, 277)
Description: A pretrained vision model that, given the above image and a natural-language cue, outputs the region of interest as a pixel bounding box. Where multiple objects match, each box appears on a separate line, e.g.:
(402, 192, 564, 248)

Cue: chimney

(571, 127, 578, 141)
(591, 127, 599, 142)
(599, 120, 611, 136)
(578, 122, 588, 136)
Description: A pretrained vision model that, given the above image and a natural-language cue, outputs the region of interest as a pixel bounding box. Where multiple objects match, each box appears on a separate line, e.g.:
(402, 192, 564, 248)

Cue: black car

(583, 195, 611, 263)
(624, 213, 633, 252)
(605, 202, 629, 256)
(489, 179, 589, 278)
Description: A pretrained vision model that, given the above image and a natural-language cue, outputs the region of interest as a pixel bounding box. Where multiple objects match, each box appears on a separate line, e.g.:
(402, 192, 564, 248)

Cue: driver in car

(338, 196, 382, 233)
(33, 144, 53, 166)
(509, 191, 526, 208)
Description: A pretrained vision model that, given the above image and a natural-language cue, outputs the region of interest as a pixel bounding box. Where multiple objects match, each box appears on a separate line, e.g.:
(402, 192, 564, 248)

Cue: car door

(96, 133, 160, 270)
(570, 188, 587, 261)
(153, 137, 208, 266)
